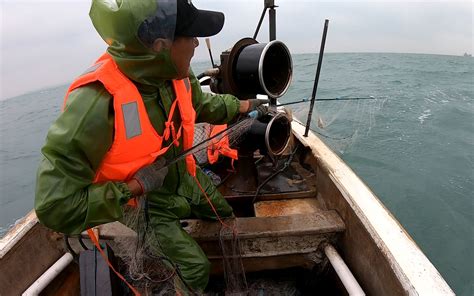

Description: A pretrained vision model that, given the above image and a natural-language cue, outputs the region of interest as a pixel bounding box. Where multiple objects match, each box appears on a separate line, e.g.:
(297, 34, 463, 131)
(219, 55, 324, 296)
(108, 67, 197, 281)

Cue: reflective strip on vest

(122, 102, 142, 139)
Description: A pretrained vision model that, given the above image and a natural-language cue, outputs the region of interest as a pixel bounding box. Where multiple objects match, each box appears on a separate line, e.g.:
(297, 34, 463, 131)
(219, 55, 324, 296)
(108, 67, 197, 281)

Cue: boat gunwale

(0, 210, 38, 258)
(0, 118, 455, 296)
(291, 119, 454, 295)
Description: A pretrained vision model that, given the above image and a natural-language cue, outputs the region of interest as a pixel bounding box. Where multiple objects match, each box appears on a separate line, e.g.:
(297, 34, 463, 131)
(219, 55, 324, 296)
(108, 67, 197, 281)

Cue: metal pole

(265, 0, 277, 105)
(277, 97, 375, 107)
(304, 19, 329, 137)
(253, 7, 268, 40)
(269, 6, 276, 41)
(205, 38, 215, 67)
(324, 244, 365, 296)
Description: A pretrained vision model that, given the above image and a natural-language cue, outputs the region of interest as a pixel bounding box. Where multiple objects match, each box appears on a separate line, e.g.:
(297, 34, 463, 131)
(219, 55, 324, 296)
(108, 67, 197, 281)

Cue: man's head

(136, 0, 224, 48)
(153, 0, 224, 78)
(168, 36, 199, 79)
(90, 0, 225, 82)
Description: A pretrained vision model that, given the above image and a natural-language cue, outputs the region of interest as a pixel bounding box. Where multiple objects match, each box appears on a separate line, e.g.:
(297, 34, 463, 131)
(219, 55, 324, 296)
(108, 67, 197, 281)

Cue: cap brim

(179, 10, 224, 37)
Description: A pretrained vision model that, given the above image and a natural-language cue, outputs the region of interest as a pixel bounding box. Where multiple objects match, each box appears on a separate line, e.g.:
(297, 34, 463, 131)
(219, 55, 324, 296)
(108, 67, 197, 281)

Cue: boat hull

(0, 121, 454, 295)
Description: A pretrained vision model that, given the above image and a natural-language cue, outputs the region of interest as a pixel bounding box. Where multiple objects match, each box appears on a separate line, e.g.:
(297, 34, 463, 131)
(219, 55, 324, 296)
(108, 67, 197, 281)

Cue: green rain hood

(90, 0, 179, 84)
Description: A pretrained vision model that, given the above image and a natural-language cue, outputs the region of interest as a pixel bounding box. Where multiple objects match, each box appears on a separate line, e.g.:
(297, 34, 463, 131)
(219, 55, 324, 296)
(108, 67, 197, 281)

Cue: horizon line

(2, 51, 471, 101)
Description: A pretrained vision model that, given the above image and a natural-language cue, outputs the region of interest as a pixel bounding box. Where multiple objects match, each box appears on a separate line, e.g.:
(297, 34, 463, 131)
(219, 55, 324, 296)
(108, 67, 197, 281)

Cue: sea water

(0, 53, 472, 295)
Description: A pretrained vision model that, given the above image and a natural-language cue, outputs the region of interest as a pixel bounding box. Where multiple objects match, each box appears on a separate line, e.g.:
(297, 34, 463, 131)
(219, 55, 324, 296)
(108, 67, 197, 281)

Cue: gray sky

(1, 0, 472, 100)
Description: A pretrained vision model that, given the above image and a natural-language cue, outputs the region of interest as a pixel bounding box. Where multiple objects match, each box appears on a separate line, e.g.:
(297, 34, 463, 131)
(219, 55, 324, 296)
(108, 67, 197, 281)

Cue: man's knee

(181, 255, 211, 291)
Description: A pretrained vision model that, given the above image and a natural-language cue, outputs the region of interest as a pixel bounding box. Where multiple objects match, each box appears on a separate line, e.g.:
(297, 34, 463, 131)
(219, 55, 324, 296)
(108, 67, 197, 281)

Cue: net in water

(293, 96, 387, 153)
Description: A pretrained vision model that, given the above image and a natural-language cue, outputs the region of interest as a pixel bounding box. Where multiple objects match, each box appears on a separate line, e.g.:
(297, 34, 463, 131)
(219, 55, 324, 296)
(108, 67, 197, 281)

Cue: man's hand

(239, 99, 270, 113)
(248, 105, 269, 119)
(128, 158, 168, 196)
(247, 99, 270, 112)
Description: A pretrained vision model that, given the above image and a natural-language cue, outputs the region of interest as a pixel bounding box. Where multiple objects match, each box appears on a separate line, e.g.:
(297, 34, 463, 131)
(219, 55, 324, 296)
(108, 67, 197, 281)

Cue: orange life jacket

(63, 53, 197, 187)
(207, 125, 238, 164)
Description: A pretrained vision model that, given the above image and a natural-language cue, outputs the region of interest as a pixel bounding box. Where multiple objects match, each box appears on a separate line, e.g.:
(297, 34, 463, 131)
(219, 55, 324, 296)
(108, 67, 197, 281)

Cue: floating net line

(292, 96, 387, 154)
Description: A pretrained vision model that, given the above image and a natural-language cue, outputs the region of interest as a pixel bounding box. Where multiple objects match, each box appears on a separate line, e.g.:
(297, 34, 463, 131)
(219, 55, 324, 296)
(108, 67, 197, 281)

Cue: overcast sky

(1, 0, 472, 100)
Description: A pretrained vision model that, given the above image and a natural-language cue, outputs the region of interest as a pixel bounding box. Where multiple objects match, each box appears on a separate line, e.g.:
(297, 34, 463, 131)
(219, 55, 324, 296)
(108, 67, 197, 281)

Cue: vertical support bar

(205, 38, 215, 67)
(269, 7, 276, 41)
(265, 0, 276, 41)
(304, 19, 329, 137)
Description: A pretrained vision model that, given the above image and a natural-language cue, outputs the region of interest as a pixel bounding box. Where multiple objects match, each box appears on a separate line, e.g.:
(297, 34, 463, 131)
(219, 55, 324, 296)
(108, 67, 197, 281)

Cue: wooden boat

(0, 2, 455, 295)
(0, 116, 454, 295)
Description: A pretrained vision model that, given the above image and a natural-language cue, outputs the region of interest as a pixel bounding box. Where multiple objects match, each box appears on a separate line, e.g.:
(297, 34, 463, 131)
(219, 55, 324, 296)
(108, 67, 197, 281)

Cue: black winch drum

(265, 113, 291, 155)
(248, 113, 292, 156)
(234, 41, 292, 98)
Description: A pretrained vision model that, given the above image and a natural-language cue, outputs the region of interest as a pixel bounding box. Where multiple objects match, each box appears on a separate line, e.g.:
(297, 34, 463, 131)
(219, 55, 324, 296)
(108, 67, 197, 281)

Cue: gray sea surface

(0, 53, 472, 295)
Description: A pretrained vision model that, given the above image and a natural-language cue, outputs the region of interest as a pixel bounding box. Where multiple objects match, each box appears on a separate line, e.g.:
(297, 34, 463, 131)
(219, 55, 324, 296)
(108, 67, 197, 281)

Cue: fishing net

(193, 123, 212, 165)
(111, 117, 264, 295)
(185, 117, 256, 167)
(113, 200, 186, 295)
(292, 96, 387, 153)
(113, 188, 250, 295)
(218, 219, 248, 296)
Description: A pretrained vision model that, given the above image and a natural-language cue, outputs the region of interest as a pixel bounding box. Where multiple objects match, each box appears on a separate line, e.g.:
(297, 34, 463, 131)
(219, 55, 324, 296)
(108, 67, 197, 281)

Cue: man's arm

(35, 83, 132, 235)
(189, 71, 242, 124)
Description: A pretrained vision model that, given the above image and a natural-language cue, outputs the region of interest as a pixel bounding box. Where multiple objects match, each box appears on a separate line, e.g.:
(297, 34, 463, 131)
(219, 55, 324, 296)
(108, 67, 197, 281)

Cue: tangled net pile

(113, 203, 249, 295)
(113, 201, 184, 295)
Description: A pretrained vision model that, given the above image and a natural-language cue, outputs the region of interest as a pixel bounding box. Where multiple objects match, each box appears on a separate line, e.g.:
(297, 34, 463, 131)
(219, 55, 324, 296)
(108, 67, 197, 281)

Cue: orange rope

(192, 175, 237, 235)
(192, 174, 245, 292)
(87, 229, 142, 296)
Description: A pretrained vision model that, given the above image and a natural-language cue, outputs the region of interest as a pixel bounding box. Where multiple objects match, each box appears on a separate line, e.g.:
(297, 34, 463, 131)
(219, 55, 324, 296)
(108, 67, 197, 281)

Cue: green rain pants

(147, 169, 233, 292)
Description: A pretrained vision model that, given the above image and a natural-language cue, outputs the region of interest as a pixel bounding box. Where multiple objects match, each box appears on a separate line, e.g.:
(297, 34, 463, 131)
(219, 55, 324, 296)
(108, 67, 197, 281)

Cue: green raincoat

(35, 0, 239, 291)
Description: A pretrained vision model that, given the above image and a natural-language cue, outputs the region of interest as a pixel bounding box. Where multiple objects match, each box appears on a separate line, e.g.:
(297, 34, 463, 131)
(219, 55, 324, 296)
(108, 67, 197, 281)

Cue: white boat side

(0, 112, 456, 295)
(0, 210, 37, 258)
(291, 119, 454, 295)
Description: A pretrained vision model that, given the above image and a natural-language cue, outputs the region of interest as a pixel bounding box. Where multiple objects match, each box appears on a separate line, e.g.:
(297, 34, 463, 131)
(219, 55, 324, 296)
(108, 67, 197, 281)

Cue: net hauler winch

(210, 37, 293, 100)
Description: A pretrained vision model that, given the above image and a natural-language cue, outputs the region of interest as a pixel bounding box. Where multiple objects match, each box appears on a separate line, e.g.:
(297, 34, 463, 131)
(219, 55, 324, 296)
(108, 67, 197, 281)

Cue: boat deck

(0, 125, 455, 295)
(182, 155, 346, 274)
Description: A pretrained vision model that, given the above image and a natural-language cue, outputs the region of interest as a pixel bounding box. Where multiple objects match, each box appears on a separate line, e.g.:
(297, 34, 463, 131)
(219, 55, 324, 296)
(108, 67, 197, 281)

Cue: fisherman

(35, 0, 266, 292)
